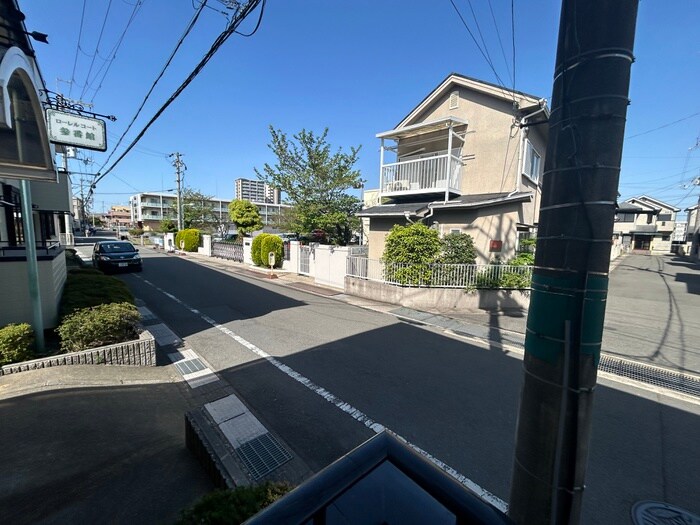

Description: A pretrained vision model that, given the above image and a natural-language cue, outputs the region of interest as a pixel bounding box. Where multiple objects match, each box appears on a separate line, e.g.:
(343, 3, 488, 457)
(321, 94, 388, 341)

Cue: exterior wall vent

(449, 90, 459, 110)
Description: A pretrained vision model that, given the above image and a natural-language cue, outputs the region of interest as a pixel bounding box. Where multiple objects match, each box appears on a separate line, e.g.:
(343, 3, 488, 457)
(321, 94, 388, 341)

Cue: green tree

(255, 126, 363, 245)
(159, 219, 178, 233)
(439, 232, 477, 264)
(228, 199, 263, 237)
(182, 189, 217, 230)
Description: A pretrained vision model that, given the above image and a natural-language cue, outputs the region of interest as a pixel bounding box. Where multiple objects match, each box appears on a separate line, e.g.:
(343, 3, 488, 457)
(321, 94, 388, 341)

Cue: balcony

(377, 116, 467, 199)
(381, 152, 462, 197)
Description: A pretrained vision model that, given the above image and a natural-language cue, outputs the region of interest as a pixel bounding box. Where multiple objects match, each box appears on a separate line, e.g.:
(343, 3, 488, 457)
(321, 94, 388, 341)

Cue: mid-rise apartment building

(129, 192, 231, 231)
(235, 178, 280, 204)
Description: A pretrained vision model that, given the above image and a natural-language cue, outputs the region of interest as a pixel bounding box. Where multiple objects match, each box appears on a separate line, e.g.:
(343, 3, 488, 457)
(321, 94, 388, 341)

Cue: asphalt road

(120, 249, 699, 524)
(602, 254, 700, 374)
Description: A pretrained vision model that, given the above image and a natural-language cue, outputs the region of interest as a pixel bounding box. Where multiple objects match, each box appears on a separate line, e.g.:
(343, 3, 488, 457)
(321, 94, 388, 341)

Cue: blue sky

(21, 0, 700, 218)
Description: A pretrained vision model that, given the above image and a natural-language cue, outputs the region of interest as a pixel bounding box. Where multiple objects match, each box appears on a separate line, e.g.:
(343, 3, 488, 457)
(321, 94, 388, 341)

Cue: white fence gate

(299, 246, 311, 275)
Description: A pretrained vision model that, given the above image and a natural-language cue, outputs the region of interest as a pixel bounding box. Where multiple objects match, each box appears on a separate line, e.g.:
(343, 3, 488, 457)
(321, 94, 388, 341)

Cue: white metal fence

(299, 246, 311, 275)
(346, 257, 533, 289)
(212, 241, 244, 262)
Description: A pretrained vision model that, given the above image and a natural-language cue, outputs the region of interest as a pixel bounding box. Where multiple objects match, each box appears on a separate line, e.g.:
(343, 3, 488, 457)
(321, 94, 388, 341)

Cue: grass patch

(59, 269, 135, 319)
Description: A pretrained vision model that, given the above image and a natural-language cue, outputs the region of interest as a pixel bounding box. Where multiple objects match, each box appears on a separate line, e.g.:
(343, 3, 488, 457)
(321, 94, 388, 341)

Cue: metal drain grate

(599, 355, 700, 398)
(236, 432, 292, 480)
(174, 358, 206, 376)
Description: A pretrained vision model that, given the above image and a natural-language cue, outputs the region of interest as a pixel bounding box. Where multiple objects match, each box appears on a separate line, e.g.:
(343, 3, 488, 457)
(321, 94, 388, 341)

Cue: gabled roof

(628, 195, 681, 212)
(684, 203, 698, 212)
(359, 192, 532, 218)
(396, 73, 546, 129)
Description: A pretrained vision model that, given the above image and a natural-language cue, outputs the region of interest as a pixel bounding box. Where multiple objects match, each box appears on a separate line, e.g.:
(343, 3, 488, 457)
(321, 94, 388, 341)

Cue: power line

(447, 0, 510, 100)
(625, 111, 700, 139)
(87, 0, 146, 103)
(511, 0, 516, 95)
(79, 0, 115, 100)
(486, 0, 513, 86)
(465, 0, 498, 82)
(68, 0, 87, 98)
(88, 0, 266, 203)
(95, 0, 208, 174)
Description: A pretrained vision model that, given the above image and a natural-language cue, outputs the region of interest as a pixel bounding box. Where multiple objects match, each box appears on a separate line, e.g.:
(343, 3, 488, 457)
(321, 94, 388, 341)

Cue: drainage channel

(599, 354, 700, 398)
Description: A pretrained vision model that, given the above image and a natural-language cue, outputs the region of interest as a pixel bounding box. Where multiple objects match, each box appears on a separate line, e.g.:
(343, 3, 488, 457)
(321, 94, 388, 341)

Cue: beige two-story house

(359, 73, 548, 263)
(613, 195, 680, 254)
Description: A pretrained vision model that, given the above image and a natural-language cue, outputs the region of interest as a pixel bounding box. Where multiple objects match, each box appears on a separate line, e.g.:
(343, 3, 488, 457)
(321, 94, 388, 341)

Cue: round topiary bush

(175, 228, 201, 252)
(251, 233, 270, 266)
(260, 234, 283, 268)
(0, 323, 35, 366)
(57, 302, 141, 353)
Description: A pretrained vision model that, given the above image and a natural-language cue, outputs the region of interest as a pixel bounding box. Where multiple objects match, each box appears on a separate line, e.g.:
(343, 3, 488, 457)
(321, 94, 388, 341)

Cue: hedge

(0, 323, 35, 366)
(176, 483, 292, 525)
(57, 302, 141, 353)
(260, 234, 283, 268)
(59, 269, 135, 319)
(175, 228, 201, 252)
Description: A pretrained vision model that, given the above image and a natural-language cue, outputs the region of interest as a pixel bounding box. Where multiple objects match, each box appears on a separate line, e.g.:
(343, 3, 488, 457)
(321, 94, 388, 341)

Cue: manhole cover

(632, 501, 699, 525)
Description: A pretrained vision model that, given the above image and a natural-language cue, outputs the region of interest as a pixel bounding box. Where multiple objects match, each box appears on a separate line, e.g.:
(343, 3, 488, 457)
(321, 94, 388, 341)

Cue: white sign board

(46, 109, 107, 152)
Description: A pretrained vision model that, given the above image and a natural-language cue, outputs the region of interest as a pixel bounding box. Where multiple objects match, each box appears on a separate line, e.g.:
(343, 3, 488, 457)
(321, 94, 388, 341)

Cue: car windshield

(100, 242, 135, 253)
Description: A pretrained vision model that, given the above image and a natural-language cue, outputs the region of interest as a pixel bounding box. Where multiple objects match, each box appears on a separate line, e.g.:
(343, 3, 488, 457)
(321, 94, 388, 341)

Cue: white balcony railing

(380, 153, 462, 195)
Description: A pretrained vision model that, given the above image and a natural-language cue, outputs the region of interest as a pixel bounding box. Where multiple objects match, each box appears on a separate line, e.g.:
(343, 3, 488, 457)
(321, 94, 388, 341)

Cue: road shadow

(117, 252, 306, 340)
(0, 381, 213, 525)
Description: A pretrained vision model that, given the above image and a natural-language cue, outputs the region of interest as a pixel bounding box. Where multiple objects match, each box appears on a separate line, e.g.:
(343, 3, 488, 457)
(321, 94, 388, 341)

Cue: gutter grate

(599, 355, 700, 398)
(236, 432, 292, 481)
(174, 358, 206, 376)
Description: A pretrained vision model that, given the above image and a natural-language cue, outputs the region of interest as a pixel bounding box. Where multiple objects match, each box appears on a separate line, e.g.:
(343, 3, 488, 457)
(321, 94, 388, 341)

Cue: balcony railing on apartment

(0, 241, 62, 259)
(381, 153, 462, 196)
(347, 257, 532, 289)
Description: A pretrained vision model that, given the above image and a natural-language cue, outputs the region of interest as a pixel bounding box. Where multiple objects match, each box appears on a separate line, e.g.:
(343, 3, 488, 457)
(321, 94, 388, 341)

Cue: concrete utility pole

(509, 1, 639, 524)
(170, 152, 186, 231)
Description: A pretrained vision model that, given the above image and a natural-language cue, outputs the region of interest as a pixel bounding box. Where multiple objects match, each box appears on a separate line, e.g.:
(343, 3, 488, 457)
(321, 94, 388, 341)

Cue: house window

(449, 91, 459, 110)
(615, 213, 635, 222)
(524, 141, 542, 182)
(658, 213, 672, 221)
(450, 229, 461, 235)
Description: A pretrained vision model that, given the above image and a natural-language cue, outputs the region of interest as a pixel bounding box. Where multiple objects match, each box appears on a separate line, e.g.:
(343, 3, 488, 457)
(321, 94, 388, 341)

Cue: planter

(0, 329, 156, 376)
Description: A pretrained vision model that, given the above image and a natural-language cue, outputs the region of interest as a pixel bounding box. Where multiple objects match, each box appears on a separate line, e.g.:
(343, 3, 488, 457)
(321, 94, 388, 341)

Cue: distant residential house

(106, 205, 131, 228)
(686, 203, 699, 259)
(359, 73, 548, 263)
(0, 0, 72, 328)
(614, 195, 680, 253)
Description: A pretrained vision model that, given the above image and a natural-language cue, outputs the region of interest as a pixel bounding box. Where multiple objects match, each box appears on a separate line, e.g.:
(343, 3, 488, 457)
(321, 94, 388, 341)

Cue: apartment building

(129, 192, 231, 231)
(235, 178, 280, 204)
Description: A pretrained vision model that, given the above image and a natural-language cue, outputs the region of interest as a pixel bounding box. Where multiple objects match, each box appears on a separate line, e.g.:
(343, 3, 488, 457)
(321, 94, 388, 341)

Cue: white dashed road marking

(137, 276, 508, 511)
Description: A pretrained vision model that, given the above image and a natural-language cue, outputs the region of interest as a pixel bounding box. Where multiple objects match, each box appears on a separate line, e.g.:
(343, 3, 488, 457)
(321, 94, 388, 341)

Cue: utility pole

(509, 1, 639, 524)
(170, 152, 186, 231)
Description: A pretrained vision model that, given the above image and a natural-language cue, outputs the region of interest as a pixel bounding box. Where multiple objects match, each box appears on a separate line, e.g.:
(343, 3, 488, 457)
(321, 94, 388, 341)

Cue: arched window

(0, 56, 55, 181)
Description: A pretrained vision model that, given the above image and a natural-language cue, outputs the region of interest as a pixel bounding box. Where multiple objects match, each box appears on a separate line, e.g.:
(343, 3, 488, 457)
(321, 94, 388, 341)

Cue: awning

(376, 116, 468, 141)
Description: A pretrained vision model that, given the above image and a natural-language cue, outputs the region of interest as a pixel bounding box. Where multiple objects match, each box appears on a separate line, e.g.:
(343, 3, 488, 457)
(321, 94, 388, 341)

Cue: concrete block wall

(1, 329, 156, 375)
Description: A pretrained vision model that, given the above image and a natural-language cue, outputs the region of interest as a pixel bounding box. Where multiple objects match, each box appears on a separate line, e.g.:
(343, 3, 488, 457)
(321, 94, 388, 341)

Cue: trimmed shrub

(251, 233, 270, 266)
(128, 228, 144, 237)
(59, 270, 135, 318)
(0, 323, 35, 366)
(260, 234, 284, 268)
(175, 228, 201, 252)
(176, 482, 292, 525)
(440, 232, 477, 264)
(57, 302, 141, 353)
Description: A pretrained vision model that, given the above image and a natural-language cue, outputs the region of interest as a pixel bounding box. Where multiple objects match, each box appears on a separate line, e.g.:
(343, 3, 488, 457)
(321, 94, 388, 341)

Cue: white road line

(135, 275, 508, 512)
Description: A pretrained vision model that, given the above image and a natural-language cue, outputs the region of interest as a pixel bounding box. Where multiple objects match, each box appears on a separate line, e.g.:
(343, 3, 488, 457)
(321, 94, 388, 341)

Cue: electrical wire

(465, 0, 498, 82)
(625, 111, 700, 140)
(87, 0, 146, 103)
(68, 0, 87, 98)
(487, 0, 513, 86)
(79, 0, 115, 100)
(448, 0, 511, 101)
(88, 0, 266, 202)
(511, 0, 516, 95)
(95, 0, 208, 173)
